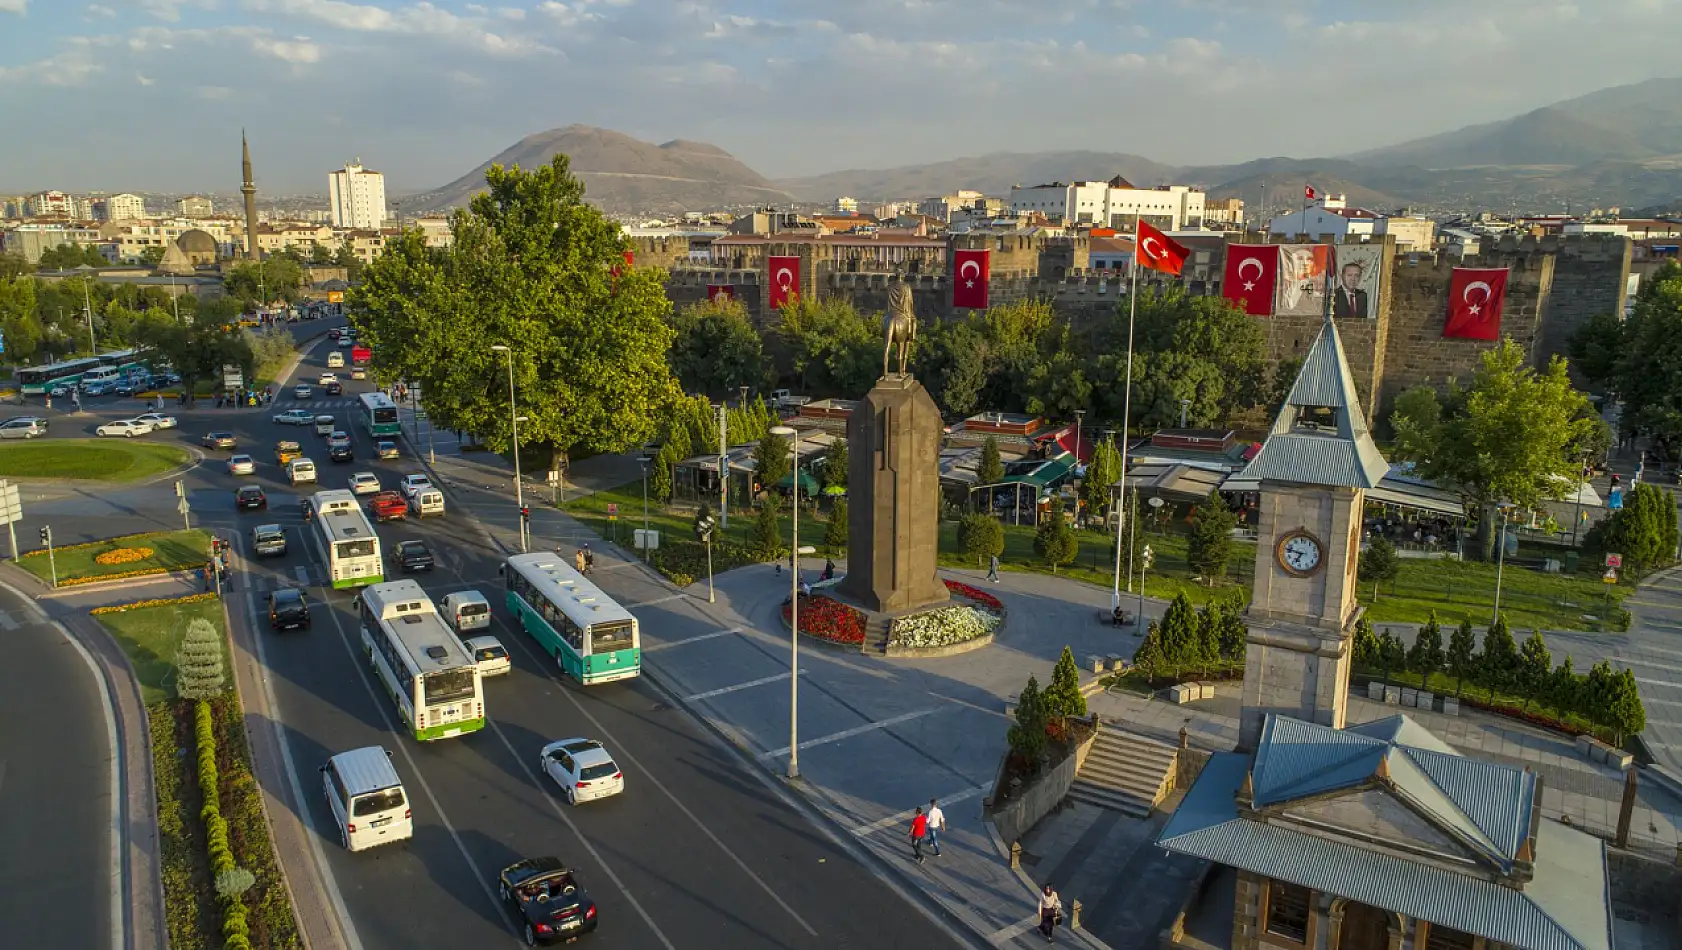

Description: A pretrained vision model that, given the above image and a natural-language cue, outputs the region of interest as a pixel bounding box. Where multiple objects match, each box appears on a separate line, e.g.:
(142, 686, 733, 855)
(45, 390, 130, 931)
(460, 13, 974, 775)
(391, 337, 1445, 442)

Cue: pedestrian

(201, 563, 212, 592)
(574, 549, 586, 573)
(988, 554, 1000, 583)
(909, 806, 927, 864)
(1038, 884, 1062, 941)
(823, 559, 835, 581)
(800, 576, 812, 599)
(926, 798, 945, 856)
(583, 544, 594, 574)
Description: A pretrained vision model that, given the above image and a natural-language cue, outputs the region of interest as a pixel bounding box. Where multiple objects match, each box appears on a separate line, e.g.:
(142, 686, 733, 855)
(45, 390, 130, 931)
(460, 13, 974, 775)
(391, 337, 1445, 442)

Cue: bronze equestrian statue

(883, 280, 917, 377)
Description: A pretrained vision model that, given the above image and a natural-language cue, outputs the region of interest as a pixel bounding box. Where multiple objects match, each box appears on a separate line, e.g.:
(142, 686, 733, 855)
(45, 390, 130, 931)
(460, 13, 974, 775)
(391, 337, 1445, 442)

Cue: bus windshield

(424, 669, 476, 705)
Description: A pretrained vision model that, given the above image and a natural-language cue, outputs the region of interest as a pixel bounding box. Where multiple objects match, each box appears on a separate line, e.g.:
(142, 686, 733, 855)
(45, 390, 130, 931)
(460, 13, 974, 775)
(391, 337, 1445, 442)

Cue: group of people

(570, 543, 595, 575)
(906, 800, 1065, 941)
(1366, 515, 1459, 550)
(213, 387, 275, 409)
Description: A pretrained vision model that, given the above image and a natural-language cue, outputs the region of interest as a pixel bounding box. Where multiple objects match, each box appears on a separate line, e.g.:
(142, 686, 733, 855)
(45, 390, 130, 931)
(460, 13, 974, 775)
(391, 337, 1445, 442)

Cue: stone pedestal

(838, 374, 949, 614)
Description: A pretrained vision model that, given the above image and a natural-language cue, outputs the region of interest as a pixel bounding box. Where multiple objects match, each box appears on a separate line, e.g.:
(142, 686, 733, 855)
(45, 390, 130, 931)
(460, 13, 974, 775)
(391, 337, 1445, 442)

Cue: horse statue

(883, 280, 917, 377)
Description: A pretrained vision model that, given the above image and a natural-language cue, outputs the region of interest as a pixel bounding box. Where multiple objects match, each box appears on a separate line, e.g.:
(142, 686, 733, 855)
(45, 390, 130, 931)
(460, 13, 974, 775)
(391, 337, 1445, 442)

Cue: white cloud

(0, 0, 27, 13)
(195, 84, 233, 99)
(253, 35, 321, 62)
(126, 0, 220, 22)
(87, 3, 117, 15)
(0, 41, 105, 84)
(244, 0, 553, 56)
(136, 71, 154, 84)
(497, 5, 524, 18)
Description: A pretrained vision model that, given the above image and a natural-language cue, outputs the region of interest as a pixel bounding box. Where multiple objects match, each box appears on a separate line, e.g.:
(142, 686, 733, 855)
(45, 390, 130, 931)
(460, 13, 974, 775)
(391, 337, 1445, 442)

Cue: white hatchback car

(540, 738, 624, 805)
(399, 473, 432, 500)
(130, 412, 178, 429)
(293, 384, 312, 399)
(317, 373, 337, 386)
(97, 419, 153, 438)
(348, 472, 380, 495)
(464, 636, 511, 677)
(227, 454, 257, 476)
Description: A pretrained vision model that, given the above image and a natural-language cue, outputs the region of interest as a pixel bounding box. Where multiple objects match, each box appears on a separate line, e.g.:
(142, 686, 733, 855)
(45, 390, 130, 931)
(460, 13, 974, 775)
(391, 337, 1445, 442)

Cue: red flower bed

(944, 579, 1003, 611)
(782, 595, 866, 645)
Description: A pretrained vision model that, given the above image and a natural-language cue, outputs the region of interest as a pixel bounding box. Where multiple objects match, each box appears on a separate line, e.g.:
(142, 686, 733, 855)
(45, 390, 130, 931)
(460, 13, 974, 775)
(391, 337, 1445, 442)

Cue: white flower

(889, 605, 1001, 649)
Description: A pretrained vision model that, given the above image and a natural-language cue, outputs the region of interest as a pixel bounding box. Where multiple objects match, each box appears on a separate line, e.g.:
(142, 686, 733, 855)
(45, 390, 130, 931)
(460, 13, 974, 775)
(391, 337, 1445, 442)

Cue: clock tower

(1235, 313, 1389, 750)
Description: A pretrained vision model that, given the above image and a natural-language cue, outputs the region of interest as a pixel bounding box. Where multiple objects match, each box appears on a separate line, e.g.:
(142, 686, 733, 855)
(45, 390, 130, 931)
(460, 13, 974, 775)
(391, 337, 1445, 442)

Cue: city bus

(17, 349, 147, 395)
(309, 489, 383, 588)
(359, 392, 401, 438)
(502, 552, 640, 685)
(357, 580, 485, 740)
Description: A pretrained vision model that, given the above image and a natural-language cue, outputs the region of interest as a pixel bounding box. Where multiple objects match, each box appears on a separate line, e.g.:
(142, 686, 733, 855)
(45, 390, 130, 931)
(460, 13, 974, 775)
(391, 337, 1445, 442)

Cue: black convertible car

(498, 857, 598, 945)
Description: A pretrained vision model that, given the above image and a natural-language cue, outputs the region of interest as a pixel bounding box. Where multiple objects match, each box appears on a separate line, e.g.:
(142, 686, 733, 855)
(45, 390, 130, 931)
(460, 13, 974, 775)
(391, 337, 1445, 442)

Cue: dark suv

(268, 588, 311, 631)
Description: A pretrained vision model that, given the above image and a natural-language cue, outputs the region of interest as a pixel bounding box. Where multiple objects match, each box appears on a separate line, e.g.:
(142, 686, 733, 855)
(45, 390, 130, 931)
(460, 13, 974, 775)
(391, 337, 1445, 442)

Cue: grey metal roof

(1241, 315, 1389, 489)
(1159, 753, 1611, 950)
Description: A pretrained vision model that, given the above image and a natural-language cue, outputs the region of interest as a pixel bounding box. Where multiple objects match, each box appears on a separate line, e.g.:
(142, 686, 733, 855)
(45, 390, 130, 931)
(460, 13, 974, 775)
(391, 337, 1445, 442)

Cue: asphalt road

(14, 331, 967, 950)
(0, 586, 115, 950)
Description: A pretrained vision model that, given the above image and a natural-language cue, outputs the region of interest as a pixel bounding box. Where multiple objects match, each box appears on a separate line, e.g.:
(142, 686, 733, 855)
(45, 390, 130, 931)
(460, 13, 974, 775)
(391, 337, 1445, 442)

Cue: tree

(1548, 655, 1579, 718)
(1582, 262, 1682, 451)
(223, 256, 304, 306)
(1133, 622, 1167, 676)
(776, 297, 882, 397)
(1446, 618, 1478, 698)
(1352, 613, 1380, 667)
(1477, 614, 1518, 699)
(749, 494, 785, 559)
(0, 276, 41, 363)
(1568, 310, 1624, 389)
(1121, 288, 1268, 428)
(823, 497, 848, 554)
(1516, 631, 1553, 710)
(332, 242, 366, 282)
(1043, 646, 1089, 721)
(1033, 496, 1078, 573)
(175, 617, 227, 699)
(957, 512, 1004, 567)
(650, 440, 676, 502)
(753, 431, 791, 498)
(1586, 481, 1679, 574)
(139, 245, 168, 269)
(1187, 490, 1238, 584)
(135, 318, 253, 405)
(0, 252, 30, 279)
(1080, 437, 1123, 523)
(37, 243, 107, 269)
(1358, 537, 1400, 601)
(977, 435, 1005, 487)
(1389, 341, 1598, 560)
(244, 325, 295, 374)
(310, 243, 335, 265)
(1378, 631, 1407, 687)
(669, 296, 765, 398)
(1157, 593, 1199, 672)
(1192, 604, 1222, 676)
(350, 156, 681, 477)
(1215, 600, 1247, 662)
(1007, 675, 1047, 768)
(821, 436, 848, 493)
(1407, 612, 1445, 685)
(1603, 668, 1646, 745)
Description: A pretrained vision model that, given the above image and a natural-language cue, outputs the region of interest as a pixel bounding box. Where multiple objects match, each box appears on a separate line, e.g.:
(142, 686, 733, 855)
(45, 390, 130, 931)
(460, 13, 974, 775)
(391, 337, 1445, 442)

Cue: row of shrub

(195, 699, 258, 950)
(1006, 647, 1090, 774)
(91, 592, 218, 615)
(1131, 592, 1248, 681)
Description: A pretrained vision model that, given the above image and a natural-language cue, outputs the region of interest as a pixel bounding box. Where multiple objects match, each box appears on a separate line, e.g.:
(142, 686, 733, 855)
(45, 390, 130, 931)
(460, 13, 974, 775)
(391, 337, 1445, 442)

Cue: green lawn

(18, 528, 211, 585)
(565, 484, 833, 552)
(0, 438, 191, 481)
(97, 598, 224, 705)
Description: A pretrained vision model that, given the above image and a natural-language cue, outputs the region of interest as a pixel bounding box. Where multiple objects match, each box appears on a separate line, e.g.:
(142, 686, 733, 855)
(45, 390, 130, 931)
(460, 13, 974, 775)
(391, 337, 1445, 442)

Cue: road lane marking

(759, 708, 942, 760)
(991, 912, 1045, 943)
(641, 627, 742, 652)
(849, 782, 994, 837)
(0, 610, 17, 630)
(492, 615, 820, 939)
(629, 592, 685, 608)
(686, 670, 801, 701)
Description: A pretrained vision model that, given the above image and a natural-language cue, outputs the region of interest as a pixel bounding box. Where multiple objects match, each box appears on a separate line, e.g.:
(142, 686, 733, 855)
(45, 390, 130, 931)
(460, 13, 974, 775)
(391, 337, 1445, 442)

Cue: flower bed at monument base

(944, 579, 1002, 611)
(781, 596, 866, 646)
(889, 604, 1001, 650)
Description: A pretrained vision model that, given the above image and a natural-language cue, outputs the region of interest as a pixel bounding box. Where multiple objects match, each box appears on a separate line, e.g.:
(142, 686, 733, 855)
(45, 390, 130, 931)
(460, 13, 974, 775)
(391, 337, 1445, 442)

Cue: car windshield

(255, 529, 283, 543)
(579, 763, 618, 781)
(351, 788, 405, 816)
(400, 542, 428, 555)
(460, 603, 489, 617)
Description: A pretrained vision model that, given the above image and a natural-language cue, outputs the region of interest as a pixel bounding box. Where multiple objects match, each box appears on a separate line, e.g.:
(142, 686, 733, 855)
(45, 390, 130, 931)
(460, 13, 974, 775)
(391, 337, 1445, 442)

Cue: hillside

(775, 150, 1179, 204)
(411, 125, 794, 214)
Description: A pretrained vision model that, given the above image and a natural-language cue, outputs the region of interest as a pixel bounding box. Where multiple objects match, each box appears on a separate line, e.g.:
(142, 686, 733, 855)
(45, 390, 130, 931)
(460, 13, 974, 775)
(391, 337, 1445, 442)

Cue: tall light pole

(1179, 399, 1191, 429)
(1492, 502, 1515, 624)
(490, 345, 527, 552)
(1072, 409, 1086, 520)
(638, 454, 652, 562)
(770, 424, 801, 779)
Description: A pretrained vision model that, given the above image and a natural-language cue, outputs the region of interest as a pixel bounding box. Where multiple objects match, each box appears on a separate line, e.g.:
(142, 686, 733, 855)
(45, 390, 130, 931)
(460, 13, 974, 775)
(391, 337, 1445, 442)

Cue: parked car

(273, 409, 315, 426)
(349, 472, 380, 495)
(497, 857, 599, 946)
(227, 454, 257, 476)
(0, 418, 44, 439)
(268, 588, 311, 631)
(201, 431, 237, 450)
(252, 524, 287, 557)
(236, 485, 268, 511)
(391, 539, 435, 573)
(98, 420, 154, 438)
(367, 491, 407, 522)
(540, 738, 624, 805)
(130, 412, 177, 429)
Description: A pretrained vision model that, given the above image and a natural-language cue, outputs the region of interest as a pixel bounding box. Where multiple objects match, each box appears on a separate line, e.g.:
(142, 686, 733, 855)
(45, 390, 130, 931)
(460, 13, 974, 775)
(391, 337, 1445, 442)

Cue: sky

(2, 0, 1678, 195)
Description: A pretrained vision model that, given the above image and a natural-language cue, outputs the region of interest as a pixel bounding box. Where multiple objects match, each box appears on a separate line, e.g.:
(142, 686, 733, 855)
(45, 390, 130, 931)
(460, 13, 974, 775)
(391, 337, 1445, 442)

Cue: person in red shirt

(909, 806, 928, 864)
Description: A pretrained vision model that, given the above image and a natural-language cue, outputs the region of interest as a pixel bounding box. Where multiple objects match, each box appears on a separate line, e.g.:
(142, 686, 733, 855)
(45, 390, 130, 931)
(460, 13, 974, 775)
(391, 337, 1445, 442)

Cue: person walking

(909, 806, 928, 864)
(583, 544, 595, 574)
(823, 559, 835, 581)
(988, 554, 1000, 584)
(574, 549, 587, 574)
(925, 798, 945, 856)
(1038, 884, 1062, 941)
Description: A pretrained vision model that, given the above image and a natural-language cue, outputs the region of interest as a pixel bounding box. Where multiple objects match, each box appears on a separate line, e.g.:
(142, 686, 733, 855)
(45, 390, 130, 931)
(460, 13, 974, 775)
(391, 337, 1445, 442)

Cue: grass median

(18, 528, 211, 587)
(0, 438, 191, 482)
(95, 595, 222, 704)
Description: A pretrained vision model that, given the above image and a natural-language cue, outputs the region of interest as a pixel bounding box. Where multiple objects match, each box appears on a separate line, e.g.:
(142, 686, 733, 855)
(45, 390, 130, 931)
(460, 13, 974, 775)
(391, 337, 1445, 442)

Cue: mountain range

(420, 78, 1682, 216)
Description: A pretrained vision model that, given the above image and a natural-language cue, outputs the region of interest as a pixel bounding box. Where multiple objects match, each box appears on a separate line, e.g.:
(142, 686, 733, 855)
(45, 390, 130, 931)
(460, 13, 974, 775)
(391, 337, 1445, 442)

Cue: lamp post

(638, 454, 653, 562)
(1492, 503, 1515, 624)
(1179, 399, 1191, 429)
(490, 344, 527, 552)
(770, 423, 800, 779)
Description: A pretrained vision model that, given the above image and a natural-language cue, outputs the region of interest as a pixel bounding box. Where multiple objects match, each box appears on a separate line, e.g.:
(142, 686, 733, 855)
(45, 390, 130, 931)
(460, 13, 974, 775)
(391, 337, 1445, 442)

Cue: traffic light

(38, 526, 50, 546)
(519, 506, 531, 523)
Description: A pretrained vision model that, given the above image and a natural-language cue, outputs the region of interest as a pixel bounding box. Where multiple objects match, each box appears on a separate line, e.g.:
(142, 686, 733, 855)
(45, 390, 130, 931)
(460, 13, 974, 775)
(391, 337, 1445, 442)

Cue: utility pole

(718, 402, 729, 529)
(82, 280, 97, 355)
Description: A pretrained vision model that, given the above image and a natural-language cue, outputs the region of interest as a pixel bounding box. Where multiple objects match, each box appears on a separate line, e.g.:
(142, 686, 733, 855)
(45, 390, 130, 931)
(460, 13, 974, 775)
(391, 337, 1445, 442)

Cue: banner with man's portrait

(1273, 244, 1329, 317)
(1331, 245, 1383, 319)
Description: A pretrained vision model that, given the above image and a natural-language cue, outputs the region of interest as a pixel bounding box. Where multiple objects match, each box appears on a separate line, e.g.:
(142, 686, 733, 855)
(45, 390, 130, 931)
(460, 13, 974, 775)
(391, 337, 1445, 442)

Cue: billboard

(1331, 245, 1383, 319)
(1274, 244, 1329, 317)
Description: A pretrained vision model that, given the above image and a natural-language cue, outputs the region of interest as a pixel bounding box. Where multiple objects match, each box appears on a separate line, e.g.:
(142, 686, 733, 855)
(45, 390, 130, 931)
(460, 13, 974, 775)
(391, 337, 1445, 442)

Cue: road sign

(0, 480, 20, 525)
(1604, 568, 1619, 584)
(1605, 553, 1623, 568)
(177, 497, 191, 516)
(634, 529, 660, 551)
(606, 504, 618, 516)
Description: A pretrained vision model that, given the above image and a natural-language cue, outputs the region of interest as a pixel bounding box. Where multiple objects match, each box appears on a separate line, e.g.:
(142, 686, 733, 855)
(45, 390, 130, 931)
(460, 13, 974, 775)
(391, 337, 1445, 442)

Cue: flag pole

(1114, 212, 1140, 611)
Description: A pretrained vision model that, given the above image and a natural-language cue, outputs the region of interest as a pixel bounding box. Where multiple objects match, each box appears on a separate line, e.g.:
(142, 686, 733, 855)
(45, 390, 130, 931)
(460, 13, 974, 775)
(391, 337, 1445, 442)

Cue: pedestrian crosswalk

(270, 398, 364, 411)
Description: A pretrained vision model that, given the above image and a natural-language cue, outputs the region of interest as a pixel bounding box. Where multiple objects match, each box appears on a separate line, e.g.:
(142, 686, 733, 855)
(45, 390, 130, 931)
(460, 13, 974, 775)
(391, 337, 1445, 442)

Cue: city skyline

(1, 1, 1679, 193)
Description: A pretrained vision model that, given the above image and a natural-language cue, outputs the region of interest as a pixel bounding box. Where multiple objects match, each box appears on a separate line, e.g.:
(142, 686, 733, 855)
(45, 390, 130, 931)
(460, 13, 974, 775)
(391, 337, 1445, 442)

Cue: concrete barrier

(986, 723, 1101, 849)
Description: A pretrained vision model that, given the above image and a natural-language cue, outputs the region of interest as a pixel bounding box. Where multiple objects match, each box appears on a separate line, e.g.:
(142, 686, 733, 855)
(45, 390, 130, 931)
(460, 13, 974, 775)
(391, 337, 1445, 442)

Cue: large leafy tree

(37, 243, 107, 269)
(1121, 288, 1267, 429)
(669, 296, 765, 398)
(223, 257, 304, 306)
(1572, 262, 1682, 451)
(0, 276, 41, 363)
(350, 156, 681, 474)
(776, 297, 880, 398)
(1187, 489, 1238, 583)
(1390, 340, 1598, 560)
(1080, 437, 1123, 520)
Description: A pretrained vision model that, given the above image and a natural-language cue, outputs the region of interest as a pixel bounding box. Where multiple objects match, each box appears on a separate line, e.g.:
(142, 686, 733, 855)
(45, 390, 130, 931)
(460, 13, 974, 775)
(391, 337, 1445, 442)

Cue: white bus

(502, 552, 640, 685)
(357, 580, 485, 741)
(309, 489, 383, 589)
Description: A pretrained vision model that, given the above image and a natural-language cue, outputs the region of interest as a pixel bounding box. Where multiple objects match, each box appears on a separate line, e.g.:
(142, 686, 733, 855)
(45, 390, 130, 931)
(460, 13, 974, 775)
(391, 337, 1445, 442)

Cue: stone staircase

(862, 617, 891, 655)
(1068, 729, 1178, 818)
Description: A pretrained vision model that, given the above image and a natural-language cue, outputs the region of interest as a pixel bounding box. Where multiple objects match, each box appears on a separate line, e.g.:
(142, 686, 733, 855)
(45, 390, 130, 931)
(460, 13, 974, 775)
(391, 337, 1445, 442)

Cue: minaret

(241, 130, 259, 261)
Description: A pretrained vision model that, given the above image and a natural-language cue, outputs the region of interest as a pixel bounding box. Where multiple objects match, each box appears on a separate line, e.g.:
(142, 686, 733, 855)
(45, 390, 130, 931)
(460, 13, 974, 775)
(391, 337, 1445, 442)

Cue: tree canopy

(668, 296, 765, 399)
(223, 257, 304, 306)
(1571, 261, 1682, 451)
(349, 155, 681, 471)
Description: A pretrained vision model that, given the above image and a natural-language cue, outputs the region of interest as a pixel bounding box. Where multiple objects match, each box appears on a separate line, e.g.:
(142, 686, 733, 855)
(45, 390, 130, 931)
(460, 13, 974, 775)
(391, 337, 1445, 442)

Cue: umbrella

(778, 471, 821, 495)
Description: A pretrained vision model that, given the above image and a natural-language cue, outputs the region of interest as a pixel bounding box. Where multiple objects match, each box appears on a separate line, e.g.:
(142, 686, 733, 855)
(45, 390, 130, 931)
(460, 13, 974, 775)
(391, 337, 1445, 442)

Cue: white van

(441, 590, 492, 634)
(326, 350, 345, 368)
(314, 415, 336, 437)
(320, 747, 412, 852)
(287, 458, 317, 485)
(410, 489, 445, 518)
(81, 365, 122, 387)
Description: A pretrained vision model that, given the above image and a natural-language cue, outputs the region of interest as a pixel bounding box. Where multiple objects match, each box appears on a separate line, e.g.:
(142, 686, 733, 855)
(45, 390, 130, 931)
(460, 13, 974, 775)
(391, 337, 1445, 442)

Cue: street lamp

(1179, 399, 1192, 429)
(638, 454, 653, 562)
(769, 423, 801, 779)
(1492, 502, 1516, 623)
(490, 344, 527, 552)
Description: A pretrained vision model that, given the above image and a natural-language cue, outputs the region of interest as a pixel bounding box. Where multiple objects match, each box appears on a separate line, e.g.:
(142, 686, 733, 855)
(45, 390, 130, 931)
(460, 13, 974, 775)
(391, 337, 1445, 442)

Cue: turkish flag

(706, 284, 734, 303)
(624, 250, 635, 268)
(953, 249, 990, 309)
(610, 250, 633, 280)
(1134, 220, 1188, 277)
(1305, 184, 1317, 201)
(767, 255, 800, 310)
(1444, 267, 1509, 340)
(1222, 244, 1279, 316)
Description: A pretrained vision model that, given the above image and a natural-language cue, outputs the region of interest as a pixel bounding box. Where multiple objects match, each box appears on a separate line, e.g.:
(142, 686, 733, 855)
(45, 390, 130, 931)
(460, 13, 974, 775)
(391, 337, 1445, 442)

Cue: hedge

(92, 592, 218, 615)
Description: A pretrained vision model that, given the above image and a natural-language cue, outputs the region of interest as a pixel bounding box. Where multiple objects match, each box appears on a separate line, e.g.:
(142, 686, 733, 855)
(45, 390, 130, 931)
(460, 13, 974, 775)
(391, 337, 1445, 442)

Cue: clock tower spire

(1235, 312, 1388, 750)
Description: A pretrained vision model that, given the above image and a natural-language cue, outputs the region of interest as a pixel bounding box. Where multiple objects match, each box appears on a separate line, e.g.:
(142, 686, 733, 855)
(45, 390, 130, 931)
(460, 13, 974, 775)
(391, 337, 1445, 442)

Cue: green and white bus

(357, 580, 485, 740)
(309, 489, 383, 589)
(17, 349, 147, 395)
(359, 392, 401, 438)
(503, 552, 641, 685)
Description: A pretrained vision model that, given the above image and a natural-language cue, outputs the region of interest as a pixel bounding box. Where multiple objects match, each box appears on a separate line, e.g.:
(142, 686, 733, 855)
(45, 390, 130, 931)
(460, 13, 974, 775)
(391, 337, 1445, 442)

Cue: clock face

(1278, 531, 1323, 576)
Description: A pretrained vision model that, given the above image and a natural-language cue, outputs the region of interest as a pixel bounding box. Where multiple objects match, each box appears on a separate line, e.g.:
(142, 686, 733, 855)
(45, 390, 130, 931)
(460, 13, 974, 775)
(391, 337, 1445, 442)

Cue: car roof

(271, 587, 304, 603)
(463, 635, 503, 650)
(398, 539, 428, 549)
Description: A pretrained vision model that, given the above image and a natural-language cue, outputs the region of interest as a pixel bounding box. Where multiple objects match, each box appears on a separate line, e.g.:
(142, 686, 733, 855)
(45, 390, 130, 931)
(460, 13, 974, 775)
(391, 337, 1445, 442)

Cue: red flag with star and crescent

(706, 284, 735, 304)
(1444, 267, 1509, 340)
(1134, 220, 1188, 277)
(767, 256, 800, 310)
(1221, 244, 1279, 316)
(953, 249, 990, 309)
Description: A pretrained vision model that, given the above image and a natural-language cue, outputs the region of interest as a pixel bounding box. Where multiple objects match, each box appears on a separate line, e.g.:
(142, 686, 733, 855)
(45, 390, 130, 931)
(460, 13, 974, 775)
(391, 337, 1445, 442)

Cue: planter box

(1106, 654, 1127, 671)
(1088, 655, 1106, 674)
(1575, 734, 1597, 757)
(1170, 683, 1197, 704)
(1439, 697, 1459, 717)
(1401, 688, 1419, 707)
(1197, 682, 1215, 700)
(1384, 686, 1401, 705)
(1367, 681, 1386, 701)
(1414, 690, 1434, 710)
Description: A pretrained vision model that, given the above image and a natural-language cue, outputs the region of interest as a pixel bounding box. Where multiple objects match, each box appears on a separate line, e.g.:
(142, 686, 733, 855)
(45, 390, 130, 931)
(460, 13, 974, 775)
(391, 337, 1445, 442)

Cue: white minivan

(326, 350, 345, 368)
(287, 457, 317, 485)
(410, 489, 445, 518)
(441, 590, 492, 634)
(320, 746, 412, 852)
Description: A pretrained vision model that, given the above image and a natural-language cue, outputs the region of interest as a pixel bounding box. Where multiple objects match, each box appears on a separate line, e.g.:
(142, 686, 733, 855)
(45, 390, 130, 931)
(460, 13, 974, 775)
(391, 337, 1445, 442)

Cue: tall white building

(102, 193, 146, 221)
(177, 195, 214, 217)
(24, 191, 73, 217)
(1008, 177, 1206, 231)
(328, 161, 387, 230)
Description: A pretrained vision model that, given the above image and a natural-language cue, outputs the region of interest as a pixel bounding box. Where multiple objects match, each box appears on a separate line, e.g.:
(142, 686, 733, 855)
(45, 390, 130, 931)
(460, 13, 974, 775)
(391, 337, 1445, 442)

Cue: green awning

(778, 471, 821, 494)
(1002, 456, 1077, 490)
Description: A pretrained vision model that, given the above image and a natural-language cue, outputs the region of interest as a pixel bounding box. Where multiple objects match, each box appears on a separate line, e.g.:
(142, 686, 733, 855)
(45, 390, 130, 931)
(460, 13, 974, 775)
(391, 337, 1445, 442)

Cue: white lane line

(849, 782, 993, 837)
(991, 913, 1043, 943)
(492, 615, 820, 939)
(641, 627, 742, 653)
(0, 610, 18, 631)
(629, 592, 685, 608)
(686, 669, 801, 701)
(759, 708, 942, 760)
